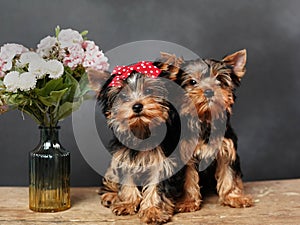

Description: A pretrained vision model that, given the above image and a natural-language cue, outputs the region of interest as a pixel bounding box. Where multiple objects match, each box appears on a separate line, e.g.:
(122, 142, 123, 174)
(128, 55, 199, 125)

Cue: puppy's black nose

(204, 89, 214, 98)
(132, 103, 143, 113)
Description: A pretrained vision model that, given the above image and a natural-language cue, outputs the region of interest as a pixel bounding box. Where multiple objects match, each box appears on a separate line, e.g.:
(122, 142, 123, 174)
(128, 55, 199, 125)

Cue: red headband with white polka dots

(108, 61, 161, 87)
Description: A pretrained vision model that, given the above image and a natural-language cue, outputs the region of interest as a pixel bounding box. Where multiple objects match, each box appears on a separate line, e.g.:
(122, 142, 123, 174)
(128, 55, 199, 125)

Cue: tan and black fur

(88, 70, 185, 224)
(154, 50, 253, 212)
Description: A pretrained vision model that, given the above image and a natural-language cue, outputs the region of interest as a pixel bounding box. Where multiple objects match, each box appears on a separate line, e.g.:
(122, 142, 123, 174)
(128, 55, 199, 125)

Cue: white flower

(18, 52, 42, 67)
(0, 44, 28, 72)
(0, 43, 28, 62)
(3, 71, 20, 92)
(19, 72, 37, 91)
(45, 60, 64, 79)
(28, 57, 48, 79)
(37, 36, 57, 57)
(3, 71, 37, 92)
(58, 29, 83, 48)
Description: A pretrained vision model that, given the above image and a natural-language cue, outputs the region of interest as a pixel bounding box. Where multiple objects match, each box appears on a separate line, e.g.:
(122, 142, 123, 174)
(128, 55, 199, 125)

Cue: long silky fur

(154, 51, 253, 211)
(98, 72, 185, 223)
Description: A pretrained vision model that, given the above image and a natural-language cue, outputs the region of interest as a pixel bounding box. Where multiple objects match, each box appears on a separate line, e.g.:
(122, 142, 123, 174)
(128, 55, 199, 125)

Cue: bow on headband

(109, 61, 161, 87)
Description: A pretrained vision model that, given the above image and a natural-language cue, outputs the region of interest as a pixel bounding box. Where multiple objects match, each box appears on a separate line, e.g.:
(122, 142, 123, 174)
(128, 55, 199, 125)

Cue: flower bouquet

(0, 26, 108, 125)
(0, 26, 108, 212)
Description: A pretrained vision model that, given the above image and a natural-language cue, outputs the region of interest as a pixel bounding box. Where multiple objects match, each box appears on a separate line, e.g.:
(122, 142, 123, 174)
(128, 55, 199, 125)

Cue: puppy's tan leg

(216, 138, 253, 208)
(175, 161, 202, 212)
(111, 176, 141, 216)
(138, 169, 175, 224)
(99, 162, 120, 208)
(139, 184, 174, 224)
(175, 139, 202, 213)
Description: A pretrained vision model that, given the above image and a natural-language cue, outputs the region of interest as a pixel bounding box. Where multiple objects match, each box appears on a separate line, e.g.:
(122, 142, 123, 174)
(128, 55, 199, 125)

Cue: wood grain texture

(0, 179, 299, 225)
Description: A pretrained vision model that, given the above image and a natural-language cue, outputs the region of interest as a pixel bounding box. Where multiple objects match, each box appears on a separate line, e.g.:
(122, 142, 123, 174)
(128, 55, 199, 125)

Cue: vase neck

(39, 126, 60, 145)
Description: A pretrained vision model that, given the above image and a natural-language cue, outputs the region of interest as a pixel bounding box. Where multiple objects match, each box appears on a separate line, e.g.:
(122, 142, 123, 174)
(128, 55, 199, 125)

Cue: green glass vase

(29, 126, 71, 212)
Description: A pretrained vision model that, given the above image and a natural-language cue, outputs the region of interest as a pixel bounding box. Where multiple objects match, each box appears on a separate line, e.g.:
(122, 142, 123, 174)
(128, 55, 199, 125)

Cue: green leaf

(80, 30, 88, 37)
(7, 93, 27, 105)
(20, 105, 44, 124)
(38, 88, 68, 107)
(56, 99, 82, 121)
(78, 72, 91, 97)
(61, 73, 80, 103)
(35, 77, 69, 97)
(55, 26, 61, 37)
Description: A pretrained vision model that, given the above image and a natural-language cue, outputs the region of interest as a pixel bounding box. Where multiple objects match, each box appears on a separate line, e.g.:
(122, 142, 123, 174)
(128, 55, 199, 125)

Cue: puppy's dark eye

(144, 88, 153, 95)
(189, 79, 197, 85)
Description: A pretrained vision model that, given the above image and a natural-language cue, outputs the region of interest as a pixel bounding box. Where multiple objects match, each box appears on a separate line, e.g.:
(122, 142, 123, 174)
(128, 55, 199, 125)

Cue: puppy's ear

(87, 69, 111, 92)
(222, 49, 247, 79)
(160, 52, 184, 68)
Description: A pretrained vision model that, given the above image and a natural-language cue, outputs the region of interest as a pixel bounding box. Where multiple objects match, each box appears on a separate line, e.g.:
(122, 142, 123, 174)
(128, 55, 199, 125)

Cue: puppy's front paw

(222, 194, 253, 208)
(139, 206, 171, 224)
(100, 192, 119, 208)
(175, 199, 201, 213)
(112, 202, 139, 216)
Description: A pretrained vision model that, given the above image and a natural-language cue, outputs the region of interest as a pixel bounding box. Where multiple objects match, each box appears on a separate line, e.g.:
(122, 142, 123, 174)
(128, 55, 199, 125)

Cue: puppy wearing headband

(88, 62, 185, 224)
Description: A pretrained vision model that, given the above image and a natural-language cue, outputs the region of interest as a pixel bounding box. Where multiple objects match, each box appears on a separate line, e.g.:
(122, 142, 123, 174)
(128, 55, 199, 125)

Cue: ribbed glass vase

(29, 126, 70, 212)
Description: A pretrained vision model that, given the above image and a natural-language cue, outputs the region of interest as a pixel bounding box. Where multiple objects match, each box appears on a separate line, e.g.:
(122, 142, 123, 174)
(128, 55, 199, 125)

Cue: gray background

(0, 0, 299, 186)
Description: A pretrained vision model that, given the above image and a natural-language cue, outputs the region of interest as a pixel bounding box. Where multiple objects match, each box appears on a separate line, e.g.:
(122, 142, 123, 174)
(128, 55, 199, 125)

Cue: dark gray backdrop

(0, 0, 299, 186)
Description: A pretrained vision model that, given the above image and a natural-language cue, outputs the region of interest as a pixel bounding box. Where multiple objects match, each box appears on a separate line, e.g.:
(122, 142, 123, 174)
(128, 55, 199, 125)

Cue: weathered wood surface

(0, 179, 299, 225)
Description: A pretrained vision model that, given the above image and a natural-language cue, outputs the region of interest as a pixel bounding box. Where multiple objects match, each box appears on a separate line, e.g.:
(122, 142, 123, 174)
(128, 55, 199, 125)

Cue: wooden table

(0, 179, 299, 224)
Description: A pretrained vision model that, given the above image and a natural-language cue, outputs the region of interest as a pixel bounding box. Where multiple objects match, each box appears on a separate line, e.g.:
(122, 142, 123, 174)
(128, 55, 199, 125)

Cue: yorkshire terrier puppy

(154, 50, 253, 212)
(88, 62, 184, 224)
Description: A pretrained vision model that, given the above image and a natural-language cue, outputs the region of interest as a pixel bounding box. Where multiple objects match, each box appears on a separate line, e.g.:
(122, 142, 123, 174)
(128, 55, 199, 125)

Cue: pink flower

(62, 44, 84, 69)
(82, 41, 109, 70)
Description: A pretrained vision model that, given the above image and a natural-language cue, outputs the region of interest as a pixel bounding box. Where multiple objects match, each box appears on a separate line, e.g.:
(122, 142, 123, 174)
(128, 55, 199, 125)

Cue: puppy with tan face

(155, 50, 253, 212)
(88, 62, 184, 224)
